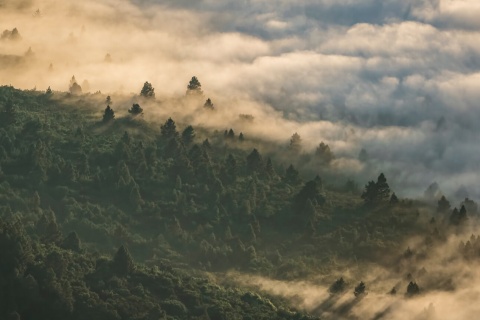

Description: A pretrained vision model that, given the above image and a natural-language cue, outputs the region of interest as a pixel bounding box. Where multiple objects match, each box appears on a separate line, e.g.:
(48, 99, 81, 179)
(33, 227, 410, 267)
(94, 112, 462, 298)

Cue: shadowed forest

(1, 82, 480, 320)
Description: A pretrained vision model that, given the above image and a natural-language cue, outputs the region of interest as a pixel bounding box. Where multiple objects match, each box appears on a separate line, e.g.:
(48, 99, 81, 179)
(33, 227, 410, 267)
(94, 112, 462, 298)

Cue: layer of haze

(229, 228, 480, 320)
(1, 0, 480, 199)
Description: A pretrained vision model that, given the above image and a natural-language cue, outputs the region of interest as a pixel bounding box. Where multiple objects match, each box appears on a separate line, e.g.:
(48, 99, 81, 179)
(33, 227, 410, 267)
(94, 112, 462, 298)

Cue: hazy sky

(1, 0, 480, 199)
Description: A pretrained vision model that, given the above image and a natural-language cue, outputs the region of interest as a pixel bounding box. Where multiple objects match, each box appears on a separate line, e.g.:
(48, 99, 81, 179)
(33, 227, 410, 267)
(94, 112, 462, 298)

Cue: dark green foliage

(186, 76, 203, 95)
(376, 173, 390, 201)
(1, 98, 16, 126)
(140, 81, 155, 98)
(264, 157, 275, 177)
(103, 105, 115, 123)
(113, 245, 135, 276)
(161, 118, 178, 139)
(221, 153, 237, 184)
(128, 103, 143, 116)
(246, 149, 263, 174)
(462, 198, 478, 215)
(0, 85, 461, 320)
(294, 180, 324, 211)
(361, 173, 391, 206)
(284, 164, 300, 185)
(450, 205, 467, 225)
(62, 231, 81, 252)
(437, 195, 450, 213)
(181, 125, 195, 145)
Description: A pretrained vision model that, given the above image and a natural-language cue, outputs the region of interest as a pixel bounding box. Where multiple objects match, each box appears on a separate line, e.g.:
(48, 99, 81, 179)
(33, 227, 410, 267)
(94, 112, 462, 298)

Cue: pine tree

(224, 153, 237, 183)
(376, 173, 391, 201)
(161, 118, 178, 139)
(62, 231, 81, 252)
(437, 195, 451, 213)
(186, 76, 203, 95)
(140, 81, 155, 98)
(265, 157, 275, 177)
(181, 125, 195, 145)
(102, 105, 115, 122)
(128, 103, 143, 115)
(361, 173, 391, 205)
(406, 282, 420, 296)
(246, 149, 263, 174)
(284, 164, 300, 185)
(113, 245, 135, 275)
(390, 192, 399, 204)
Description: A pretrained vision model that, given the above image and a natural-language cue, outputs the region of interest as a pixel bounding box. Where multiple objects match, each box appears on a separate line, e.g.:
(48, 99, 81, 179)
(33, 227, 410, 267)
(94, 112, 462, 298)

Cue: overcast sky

(1, 0, 480, 199)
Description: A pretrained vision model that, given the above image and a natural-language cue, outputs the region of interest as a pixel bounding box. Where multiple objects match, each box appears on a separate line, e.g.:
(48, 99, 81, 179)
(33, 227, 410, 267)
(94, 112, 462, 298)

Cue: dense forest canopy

(0, 84, 479, 319)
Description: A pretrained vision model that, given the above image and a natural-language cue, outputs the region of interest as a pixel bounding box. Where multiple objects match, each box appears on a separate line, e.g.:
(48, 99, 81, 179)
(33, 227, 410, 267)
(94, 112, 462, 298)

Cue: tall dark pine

(361, 173, 391, 205)
(102, 105, 115, 122)
(225, 154, 237, 183)
(186, 76, 203, 95)
(361, 180, 377, 205)
(246, 148, 263, 174)
(265, 157, 275, 177)
(406, 281, 420, 296)
(450, 205, 467, 225)
(181, 125, 195, 145)
(284, 164, 300, 185)
(294, 180, 324, 212)
(376, 173, 391, 201)
(437, 195, 451, 213)
(113, 245, 135, 275)
(140, 81, 155, 98)
(62, 231, 81, 252)
(161, 118, 178, 139)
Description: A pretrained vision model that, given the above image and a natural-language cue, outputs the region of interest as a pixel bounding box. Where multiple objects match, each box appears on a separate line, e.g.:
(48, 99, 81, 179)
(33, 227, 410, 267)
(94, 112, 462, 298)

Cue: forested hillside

(0, 85, 479, 319)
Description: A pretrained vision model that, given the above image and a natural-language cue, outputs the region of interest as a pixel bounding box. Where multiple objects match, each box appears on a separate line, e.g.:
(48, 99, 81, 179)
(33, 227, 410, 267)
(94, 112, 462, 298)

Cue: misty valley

(2, 0, 480, 319)
(1, 81, 479, 319)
